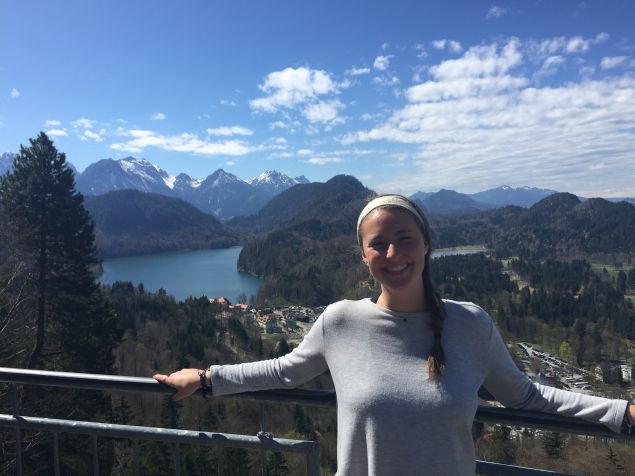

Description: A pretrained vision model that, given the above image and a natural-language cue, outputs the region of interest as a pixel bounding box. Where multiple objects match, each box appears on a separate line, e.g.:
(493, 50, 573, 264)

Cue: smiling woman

(155, 194, 633, 476)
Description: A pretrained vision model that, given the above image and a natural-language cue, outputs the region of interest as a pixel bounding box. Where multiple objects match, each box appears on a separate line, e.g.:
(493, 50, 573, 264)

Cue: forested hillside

(84, 189, 237, 257)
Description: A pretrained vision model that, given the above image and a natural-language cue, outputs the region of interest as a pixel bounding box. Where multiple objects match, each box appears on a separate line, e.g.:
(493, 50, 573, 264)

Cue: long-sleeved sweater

(210, 298, 628, 475)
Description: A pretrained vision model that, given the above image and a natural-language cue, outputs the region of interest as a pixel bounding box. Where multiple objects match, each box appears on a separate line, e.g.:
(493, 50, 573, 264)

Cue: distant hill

(236, 175, 374, 305)
(471, 185, 556, 207)
(433, 192, 635, 257)
(83, 190, 236, 258)
(417, 189, 494, 216)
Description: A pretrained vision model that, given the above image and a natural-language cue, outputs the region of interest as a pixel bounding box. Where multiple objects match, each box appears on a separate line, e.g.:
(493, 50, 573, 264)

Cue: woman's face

(359, 207, 429, 307)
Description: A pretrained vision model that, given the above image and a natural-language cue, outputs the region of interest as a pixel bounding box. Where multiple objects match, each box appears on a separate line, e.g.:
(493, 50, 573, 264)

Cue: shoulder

(442, 299, 494, 334)
(320, 298, 374, 328)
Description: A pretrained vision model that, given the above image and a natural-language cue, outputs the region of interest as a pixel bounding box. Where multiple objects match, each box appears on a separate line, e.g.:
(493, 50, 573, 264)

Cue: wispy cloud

(306, 157, 344, 165)
(303, 99, 343, 123)
(486, 5, 507, 20)
(10, 88, 20, 98)
(111, 129, 251, 155)
(343, 38, 635, 195)
(432, 39, 463, 54)
(346, 66, 371, 76)
(373, 55, 391, 71)
(220, 99, 237, 106)
(45, 119, 61, 127)
(46, 129, 68, 137)
(72, 118, 96, 129)
(600, 56, 628, 69)
(206, 126, 254, 136)
(151, 112, 166, 120)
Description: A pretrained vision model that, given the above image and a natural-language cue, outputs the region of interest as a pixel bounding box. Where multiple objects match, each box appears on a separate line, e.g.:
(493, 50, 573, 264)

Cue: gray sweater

(210, 299, 627, 475)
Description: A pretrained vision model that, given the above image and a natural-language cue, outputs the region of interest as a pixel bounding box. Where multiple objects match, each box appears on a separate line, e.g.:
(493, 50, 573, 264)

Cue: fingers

(153, 374, 168, 383)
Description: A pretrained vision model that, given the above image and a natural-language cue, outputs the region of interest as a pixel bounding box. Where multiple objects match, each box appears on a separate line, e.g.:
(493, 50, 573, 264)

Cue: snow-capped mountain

(76, 157, 172, 196)
(0, 152, 16, 175)
(249, 170, 308, 196)
(471, 185, 557, 207)
(74, 157, 293, 220)
(188, 169, 271, 220)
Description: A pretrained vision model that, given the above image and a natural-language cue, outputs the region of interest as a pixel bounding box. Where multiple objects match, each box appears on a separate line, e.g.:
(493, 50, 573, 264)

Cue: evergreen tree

(0, 133, 121, 473)
(0, 132, 120, 372)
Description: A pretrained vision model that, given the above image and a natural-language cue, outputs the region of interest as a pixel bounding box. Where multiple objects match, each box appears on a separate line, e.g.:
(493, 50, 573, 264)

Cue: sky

(1, 0, 635, 197)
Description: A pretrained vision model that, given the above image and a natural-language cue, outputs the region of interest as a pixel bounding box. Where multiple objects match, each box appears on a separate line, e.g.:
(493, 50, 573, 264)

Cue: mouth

(385, 263, 409, 273)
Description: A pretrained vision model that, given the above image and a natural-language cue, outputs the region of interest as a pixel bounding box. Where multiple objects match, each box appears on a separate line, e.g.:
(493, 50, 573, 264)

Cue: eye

(369, 241, 387, 250)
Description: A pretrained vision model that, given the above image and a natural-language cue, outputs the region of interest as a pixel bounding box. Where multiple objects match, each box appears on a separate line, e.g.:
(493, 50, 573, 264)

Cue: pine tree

(0, 132, 120, 372)
(0, 133, 122, 473)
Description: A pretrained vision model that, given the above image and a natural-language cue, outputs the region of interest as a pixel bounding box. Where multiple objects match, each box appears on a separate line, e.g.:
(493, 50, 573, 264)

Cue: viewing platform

(1, 367, 633, 475)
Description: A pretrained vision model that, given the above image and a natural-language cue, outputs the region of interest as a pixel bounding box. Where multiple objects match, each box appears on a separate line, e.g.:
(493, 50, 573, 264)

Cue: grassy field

(590, 262, 632, 278)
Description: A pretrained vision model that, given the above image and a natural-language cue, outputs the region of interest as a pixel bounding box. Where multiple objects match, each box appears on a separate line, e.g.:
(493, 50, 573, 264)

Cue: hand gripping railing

(0, 367, 632, 476)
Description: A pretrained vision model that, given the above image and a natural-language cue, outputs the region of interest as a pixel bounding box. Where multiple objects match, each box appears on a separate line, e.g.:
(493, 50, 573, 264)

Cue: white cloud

(46, 129, 68, 137)
(306, 157, 344, 165)
(250, 67, 338, 112)
(220, 99, 237, 106)
(407, 75, 527, 102)
(45, 120, 61, 127)
(303, 99, 343, 123)
(372, 75, 400, 87)
(414, 44, 428, 60)
(81, 130, 103, 142)
(432, 40, 463, 54)
(269, 121, 288, 130)
(600, 56, 628, 70)
(72, 118, 96, 129)
(429, 40, 522, 80)
(10, 88, 20, 98)
(536, 55, 565, 77)
(486, 5, 507, 20)
(346, 66, 371, 76)
(206, 126, 254, 136)
(151, 112, 166, 120)
(226, 161, 236, 166)
(111, 130, 251, 156)
(373, 55, 391, 71)
(343, 38, 635, 195)
(297, 149, 313, 156)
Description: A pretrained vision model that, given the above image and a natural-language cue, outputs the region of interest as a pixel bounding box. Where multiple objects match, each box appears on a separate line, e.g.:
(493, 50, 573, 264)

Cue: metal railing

(0, 367, 632, 475)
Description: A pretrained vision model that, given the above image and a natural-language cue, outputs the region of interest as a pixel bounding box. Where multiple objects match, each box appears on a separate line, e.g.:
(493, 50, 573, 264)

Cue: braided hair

(357, 195, 446, 378)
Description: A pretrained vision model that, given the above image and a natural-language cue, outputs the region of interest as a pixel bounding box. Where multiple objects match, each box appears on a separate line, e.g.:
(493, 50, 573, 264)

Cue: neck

(377, 286, 427, 313)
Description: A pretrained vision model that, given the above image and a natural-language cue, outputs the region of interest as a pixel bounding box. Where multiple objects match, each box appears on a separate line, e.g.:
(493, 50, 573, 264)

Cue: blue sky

(2, 0, 634, 196)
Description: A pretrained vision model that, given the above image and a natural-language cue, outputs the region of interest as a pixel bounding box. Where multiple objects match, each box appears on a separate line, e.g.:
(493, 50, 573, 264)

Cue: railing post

(217, 447, 224, 476)
(133, 439, 140, 476)
(306, 441, 320, 476)
(93, 434, 99, 475)
(53, 431, 61, 476)
(174, 442, 180, 476)
(260, 401, 267, 476)
(12, 384, 23, 476)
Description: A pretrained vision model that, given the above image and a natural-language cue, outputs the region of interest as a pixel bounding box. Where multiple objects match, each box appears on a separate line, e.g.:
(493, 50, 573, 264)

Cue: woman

(155, 194, 633, 475)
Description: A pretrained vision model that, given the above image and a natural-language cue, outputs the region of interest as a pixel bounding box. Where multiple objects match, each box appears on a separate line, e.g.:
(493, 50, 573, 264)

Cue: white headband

(356, 195, 425, 243)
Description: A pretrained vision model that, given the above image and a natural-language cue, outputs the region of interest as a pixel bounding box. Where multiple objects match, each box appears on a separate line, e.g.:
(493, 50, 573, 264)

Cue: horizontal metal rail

(0, 414, 318, 453)
(1, 367, 631, 439)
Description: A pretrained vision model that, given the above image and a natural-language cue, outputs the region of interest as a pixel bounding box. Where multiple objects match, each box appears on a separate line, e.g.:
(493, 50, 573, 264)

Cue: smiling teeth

(387, 264, 408, 272)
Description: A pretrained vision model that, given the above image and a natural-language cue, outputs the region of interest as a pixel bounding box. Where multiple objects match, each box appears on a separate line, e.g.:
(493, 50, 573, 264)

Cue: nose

(386, 243, 398, 258)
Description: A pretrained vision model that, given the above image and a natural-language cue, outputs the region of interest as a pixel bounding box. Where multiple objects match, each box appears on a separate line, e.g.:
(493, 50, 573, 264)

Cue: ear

(360, 246, 368, 264)
(423, 241, 430, 256)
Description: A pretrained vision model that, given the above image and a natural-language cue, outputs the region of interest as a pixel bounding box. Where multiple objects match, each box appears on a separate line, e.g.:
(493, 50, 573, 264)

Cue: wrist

(198, 368, 212, 398)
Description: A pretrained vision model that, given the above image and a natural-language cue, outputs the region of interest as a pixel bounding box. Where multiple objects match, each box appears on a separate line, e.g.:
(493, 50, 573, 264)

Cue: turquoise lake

(99, 247, 263, 302)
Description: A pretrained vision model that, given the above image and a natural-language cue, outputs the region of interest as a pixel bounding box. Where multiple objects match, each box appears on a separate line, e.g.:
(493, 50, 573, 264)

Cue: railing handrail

(0, 366, 631, 439)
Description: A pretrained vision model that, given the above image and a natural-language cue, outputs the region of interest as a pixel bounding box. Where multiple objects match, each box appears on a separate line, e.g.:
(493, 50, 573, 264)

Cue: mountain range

(2, 152, 634, 220)
(74, 157, 309, 220)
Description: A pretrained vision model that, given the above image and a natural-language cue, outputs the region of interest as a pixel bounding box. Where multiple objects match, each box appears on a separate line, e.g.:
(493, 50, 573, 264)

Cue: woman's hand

(627, 403, 635, 426)
(153, 368, 202, 401)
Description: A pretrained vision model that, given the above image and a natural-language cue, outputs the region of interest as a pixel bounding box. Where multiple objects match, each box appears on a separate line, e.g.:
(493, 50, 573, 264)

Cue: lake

(99, 246, 485, 302)
(99, 247, 263, 302)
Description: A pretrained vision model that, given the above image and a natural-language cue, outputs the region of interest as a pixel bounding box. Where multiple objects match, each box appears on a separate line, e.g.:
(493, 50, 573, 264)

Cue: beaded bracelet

(199, 368, 211, 398)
